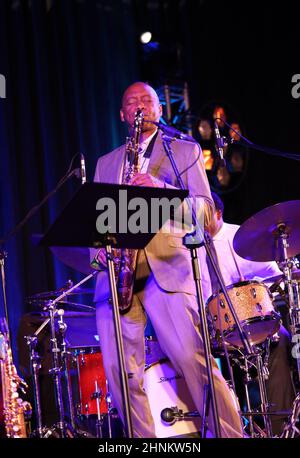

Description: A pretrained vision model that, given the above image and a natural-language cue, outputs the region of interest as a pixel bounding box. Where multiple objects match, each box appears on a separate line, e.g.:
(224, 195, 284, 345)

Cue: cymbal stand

(57, 308, 77, 431)
(277, 223, 300, 384)
(243, 357, 255, 437)
(281, 392, 300, 438)
(232, 347, 273, 437)
(255, 350, 273, 437)
(94, 380, 104, 438)
(31, 271, 98, 437)
(46, 299, 67, 437)
(105, 382, 113, 438)
(25, 335, 43, 437)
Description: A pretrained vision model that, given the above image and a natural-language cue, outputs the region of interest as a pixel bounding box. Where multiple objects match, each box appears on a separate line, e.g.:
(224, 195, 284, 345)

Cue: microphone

(151, 121, 196, 142)
(160, 407, 181, 424)
(160, 407, 199, 424)
(214, 120, 226, 167)
(80, 153, 86, 184)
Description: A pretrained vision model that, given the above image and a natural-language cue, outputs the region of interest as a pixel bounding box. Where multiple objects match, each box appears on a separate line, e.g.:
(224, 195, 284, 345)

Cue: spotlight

(140, 31, 152, 44)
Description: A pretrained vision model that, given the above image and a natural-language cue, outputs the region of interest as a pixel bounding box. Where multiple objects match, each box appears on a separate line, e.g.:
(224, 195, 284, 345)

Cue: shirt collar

(139, 129, 158, 152)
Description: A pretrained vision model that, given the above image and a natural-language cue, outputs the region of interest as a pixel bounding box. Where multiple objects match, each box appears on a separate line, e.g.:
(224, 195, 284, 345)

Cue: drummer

(199, 192, 295, 435)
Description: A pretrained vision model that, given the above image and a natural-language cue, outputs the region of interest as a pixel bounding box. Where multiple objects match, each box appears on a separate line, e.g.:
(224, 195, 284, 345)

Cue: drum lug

(255, 303, 263, 313)
(224, 313, 230, 324)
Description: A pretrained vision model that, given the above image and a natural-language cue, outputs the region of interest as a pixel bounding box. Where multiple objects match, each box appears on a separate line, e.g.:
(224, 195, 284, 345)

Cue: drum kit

(6, 200, 300, 438)
(206, 200, 300, 438)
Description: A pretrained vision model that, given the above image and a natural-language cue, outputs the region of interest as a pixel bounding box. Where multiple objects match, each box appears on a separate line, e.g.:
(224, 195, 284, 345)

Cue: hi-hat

(233, 200, 300, 262)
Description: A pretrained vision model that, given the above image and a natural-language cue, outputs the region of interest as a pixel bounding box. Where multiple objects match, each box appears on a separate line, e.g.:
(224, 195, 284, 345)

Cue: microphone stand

(161, 133, 254, 438)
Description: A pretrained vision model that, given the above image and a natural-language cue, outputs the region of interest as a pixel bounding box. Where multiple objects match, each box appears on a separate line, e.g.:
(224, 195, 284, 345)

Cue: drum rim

(221, 313, 281, 345)
(206, 280, 270, 305)
(71, 346, 101, 355)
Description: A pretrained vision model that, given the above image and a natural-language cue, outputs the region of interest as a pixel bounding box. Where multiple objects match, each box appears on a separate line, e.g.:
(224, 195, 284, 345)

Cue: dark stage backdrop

(0, 0, 300, 368)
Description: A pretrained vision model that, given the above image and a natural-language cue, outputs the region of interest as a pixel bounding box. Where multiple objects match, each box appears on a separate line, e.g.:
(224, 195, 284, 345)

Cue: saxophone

(113, 109, 144, 313)
(0, 322, 31, 438)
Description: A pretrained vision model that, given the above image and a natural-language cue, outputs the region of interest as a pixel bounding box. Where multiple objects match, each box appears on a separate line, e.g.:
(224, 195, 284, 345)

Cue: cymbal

(233, 200, 300, 262)
(27, 286, 94, 302)
(50, 246, 93, 275)
(264, 268, 300, 284)
(27, 297, 95, 312)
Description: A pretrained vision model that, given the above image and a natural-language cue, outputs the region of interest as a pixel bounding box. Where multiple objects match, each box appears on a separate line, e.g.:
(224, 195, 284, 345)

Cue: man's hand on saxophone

(130, 172, 165, 188)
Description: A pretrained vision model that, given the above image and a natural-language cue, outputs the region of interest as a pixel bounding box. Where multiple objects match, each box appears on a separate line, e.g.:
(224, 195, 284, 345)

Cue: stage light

(140, 31, 152, 44)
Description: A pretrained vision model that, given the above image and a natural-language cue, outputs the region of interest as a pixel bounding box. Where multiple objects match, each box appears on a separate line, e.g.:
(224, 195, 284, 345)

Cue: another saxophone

(0, 321, 31, 438)
(113, 109, 144, 313)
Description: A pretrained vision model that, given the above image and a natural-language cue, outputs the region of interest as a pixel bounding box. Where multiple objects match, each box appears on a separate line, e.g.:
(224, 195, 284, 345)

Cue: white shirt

(198, 222, 282, 303)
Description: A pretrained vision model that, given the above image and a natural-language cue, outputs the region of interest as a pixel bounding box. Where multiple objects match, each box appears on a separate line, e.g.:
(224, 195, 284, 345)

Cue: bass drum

(143, 359, 202, 438)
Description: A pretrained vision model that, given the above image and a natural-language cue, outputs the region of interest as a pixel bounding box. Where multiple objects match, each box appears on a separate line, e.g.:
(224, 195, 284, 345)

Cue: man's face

(120, 83, 162, 133)
(205, 209, 223, 237)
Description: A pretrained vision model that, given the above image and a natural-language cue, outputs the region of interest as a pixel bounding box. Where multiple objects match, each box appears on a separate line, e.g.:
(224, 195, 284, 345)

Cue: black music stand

(40, 182, 188, 438)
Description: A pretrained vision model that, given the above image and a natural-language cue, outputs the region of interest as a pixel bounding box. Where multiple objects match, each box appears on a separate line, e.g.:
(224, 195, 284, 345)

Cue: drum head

(143, 360, 202, 438)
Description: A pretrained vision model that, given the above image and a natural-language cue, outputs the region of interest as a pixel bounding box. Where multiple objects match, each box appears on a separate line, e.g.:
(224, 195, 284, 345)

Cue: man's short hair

(211, 191, 224, 214)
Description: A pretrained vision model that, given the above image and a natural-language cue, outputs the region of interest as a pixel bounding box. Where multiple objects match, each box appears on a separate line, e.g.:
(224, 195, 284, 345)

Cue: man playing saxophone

(91, 81, 243, 438)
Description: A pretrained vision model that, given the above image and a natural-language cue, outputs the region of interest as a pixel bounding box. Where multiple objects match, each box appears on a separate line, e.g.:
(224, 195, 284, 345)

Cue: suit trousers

(95, 250, 243, 438)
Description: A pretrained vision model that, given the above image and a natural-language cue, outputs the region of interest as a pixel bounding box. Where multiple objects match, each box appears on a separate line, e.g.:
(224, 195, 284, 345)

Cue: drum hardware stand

(277, 223, 300, 384)
(161, 133, 255, 438)
(93, 380, 104, 438)
(275, 228, 300, 436)
(24, 335, 44, 437)
(105, 383, 113, 438)
(57, 308, 77, 432)
(255, 350, 273, 437)
(231, 347, 273, 437)
(28, 272, 98, 438)
(281, 392, 300, 438)
(276, 225, 300, 435)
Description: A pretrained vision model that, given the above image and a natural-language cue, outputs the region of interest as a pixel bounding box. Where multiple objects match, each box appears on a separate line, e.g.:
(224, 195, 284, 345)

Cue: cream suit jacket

(92, 131, 213, 302)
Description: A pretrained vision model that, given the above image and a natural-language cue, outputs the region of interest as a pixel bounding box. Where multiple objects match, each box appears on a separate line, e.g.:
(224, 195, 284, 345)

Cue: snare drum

(143, 359, 202, 438)
(207, 280, 280, 347)
(72, 347, 108, 416)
